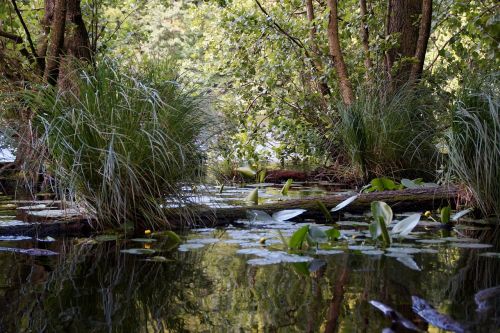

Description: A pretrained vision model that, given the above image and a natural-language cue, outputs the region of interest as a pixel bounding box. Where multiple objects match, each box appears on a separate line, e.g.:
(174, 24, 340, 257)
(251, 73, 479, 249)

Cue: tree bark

(385, 0, 422, 88)
(305, 0, 330, 96)
(359, 0, 373, 73)
(326, 0, 354, 105)
(43, 0, 67, 85)
(410, 0, 432, 82)
(58, 0, 91, 90)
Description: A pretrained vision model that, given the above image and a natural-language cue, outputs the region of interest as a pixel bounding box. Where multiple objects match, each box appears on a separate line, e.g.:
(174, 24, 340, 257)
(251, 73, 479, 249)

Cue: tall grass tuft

(26, 59, 210, 230)
(446, 73, 499, 217)
(336, 82, 438, 180)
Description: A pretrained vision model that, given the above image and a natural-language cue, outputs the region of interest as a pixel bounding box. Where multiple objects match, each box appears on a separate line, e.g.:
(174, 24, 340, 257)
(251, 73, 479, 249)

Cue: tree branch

(254, 0, 305, 50)
(10, 0, 44, 72)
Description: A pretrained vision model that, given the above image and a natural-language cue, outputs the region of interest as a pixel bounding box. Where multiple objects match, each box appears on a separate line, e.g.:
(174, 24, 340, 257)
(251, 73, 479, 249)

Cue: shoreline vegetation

(0, 0, 498, 233)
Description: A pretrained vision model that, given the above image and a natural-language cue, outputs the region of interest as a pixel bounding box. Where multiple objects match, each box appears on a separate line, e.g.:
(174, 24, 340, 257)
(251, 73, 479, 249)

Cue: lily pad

(415, 239, 447, 244)
(348, 245, 376, 251)
(95, 234, 120, 242)
(448, 243, 493, 249)
(479, 252, 500, 258)
(178, 243, 205, 251)
(131, 238, 157, 243)
(362, 250, 385, 256)
(120, 248, 156, 255)
(316, 249, 344, 255)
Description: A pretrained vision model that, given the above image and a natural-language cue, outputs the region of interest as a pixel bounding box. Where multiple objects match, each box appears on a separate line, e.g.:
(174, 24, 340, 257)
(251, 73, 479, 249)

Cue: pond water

(0, 185, 499, 332)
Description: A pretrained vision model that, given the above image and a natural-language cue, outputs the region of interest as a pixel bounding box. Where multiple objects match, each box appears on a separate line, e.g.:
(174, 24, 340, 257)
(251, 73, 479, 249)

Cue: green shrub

(27, 59, 210, 229)
(446, 73, 499, 216)
(336, 82, 438, 180)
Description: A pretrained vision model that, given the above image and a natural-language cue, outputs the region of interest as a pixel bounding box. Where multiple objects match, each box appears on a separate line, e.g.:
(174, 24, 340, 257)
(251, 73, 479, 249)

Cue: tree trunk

(43, 0, 67, 85)
(326, 0, 354, 105)
(359, 0, 373, 73)
(58, 0, 91, 90)
(410, 0, 432, 82)
(385, 0, 422, 88)
(305, 0, 330, 96)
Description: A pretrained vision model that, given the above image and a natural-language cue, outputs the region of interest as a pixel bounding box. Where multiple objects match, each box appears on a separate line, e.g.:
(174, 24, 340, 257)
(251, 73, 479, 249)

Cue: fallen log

(170, 186, 460, 228)
(0, 186, 460, 235)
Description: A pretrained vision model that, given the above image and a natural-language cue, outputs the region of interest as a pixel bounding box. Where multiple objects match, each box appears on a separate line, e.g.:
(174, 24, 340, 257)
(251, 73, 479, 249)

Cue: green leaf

(289, 225, 309, 250)
(331, 194, 358, 212)
(392, 213, 421, 236)
(370, 178, 385, 191)
(379, 217, 392, 246)
(272, 209, 306, 221)
(325, 228, 340, 240)
(371, 201, 393, 225)
(258, 168, 266, 183)
(401, 178, 419, 189)
(381, 177, 397, 190)
(451, 208, 473, 221)
(236, 166, 256, 177)
(316, 200, 333, 222)
(308, 225, 327, 243)
(369, 220, 382, 239)
(440, 206, 451, 224)
(280, 178, 293, 195)
(246, 188, 258, 204)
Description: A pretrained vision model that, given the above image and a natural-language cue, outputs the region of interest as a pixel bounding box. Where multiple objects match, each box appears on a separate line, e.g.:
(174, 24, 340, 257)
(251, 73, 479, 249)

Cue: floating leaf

(289, 225, 309, 250)
(131, 238, 157, 243)
(392, 213, 421, 237)
(246, 188, 258, 204)
(440, 206, 451, 224)
(272, 209, 306, 221)
(479, 252, 500, 258)
(362, 250, 385, 255)
(448, 242, 492, 249)
(331, 195, 358, 212)
(147, 256, 169, 262)
(451, 208, 473, 221)
(280, 179, 293, 195)
(120, 248, 156, 255)
(94, 234, 120, 242)
(236, 166, 256, 177)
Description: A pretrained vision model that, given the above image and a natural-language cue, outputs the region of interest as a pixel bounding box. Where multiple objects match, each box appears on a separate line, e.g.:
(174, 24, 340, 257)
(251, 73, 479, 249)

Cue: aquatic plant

(336, 81, 438, 180)
(446, 72, 500, 217)
(26, 59, 211, 229)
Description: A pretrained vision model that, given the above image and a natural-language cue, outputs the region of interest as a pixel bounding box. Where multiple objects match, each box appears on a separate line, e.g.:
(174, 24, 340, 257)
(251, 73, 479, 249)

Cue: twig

(10, 0, 43, 71)
(254, 0, 305, 50)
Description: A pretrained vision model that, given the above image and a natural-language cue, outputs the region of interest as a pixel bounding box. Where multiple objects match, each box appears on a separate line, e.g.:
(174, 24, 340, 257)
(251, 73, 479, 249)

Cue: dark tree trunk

(359, 0, 373, 73)
(326, 0, 354, 105)
(58, 0, 91, 90)
(43, 0, 67, 85)
(410, 0, 432, 82)
(385, 0, 422, 88)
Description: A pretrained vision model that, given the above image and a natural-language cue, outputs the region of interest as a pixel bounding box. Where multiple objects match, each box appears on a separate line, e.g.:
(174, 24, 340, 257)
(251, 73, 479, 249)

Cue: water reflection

(0, 229, 499, 332)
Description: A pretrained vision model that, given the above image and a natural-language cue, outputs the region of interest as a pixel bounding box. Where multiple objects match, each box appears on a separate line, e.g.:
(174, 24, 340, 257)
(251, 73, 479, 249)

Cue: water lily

(144, 229, 152, 235)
